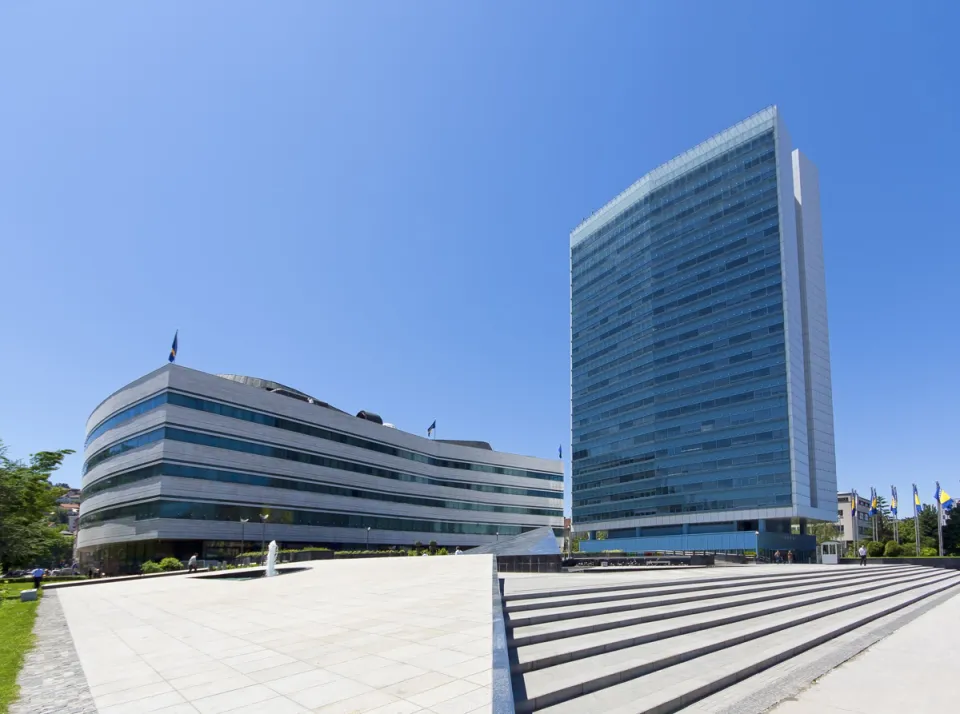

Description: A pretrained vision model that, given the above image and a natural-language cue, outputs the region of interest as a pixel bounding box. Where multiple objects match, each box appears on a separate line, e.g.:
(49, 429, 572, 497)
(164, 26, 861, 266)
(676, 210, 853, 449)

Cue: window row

(574, 341, 784, 416)
(573, 490, 793, 522)
(572, 472, 791, 506)
(82, 460, 563, 517)
(580, 291, 783, 385)
(573, 271, 783, 371)
(79, 499, 535, 537)
(572, 130, 776, 266)
(573, 198, 779, 309)
(575, 192, 779, 313)
(83, 427, 563, 501)
(87, 390, 561, 482)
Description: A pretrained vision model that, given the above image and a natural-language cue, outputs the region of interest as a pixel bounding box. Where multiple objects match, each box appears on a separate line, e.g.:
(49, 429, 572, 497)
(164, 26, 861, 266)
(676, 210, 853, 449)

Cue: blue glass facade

(570, 108, 837, 546)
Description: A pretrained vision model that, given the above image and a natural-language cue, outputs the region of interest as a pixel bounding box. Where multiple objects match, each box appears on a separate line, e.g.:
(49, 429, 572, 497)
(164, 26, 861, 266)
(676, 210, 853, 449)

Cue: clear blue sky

(2, 3, 958, 512)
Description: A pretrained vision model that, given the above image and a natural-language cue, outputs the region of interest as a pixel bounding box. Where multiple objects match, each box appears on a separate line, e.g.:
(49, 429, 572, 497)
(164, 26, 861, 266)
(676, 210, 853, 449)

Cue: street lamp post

(366, 526, 371, 550)
(239, 518, 249, 562)
(259, 514, 269, 564)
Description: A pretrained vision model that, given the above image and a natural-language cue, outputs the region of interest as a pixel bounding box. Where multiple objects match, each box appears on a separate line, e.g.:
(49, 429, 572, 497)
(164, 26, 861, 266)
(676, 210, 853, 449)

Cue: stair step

(686, 584, 960, 714)
(502, 565, 905, 603)
(506, 566, 921, 627)
(511, 568, 941, 668)
(505, 565, 916, 612)
(509, 567, 928, 646)
(514, 571, 959, 712)
(533, 574, 960, 714)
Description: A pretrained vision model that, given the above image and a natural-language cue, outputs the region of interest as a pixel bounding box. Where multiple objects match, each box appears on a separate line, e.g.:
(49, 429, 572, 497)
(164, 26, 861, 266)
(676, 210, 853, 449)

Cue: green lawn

(0, 583, 41, 714)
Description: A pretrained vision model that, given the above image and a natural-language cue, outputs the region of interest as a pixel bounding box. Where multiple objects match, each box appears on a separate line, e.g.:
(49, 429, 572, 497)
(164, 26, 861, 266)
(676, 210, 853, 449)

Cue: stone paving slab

(10, 590, 97, 714)
(50, 556, 495, 714)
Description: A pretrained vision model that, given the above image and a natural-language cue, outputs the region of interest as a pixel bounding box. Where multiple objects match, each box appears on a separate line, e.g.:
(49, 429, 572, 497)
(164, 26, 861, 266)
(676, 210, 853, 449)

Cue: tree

(919, 505, 939, 540)
(866, 541, 885, 558)
(884, 541, 902, 557)
(943, 507, 960, 555)
(0, 440, 74, 572)
(807, 522, 839, 544)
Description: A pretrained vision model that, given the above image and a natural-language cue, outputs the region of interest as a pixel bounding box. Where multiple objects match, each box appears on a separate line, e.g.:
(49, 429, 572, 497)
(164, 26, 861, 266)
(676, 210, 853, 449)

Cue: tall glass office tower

(570, 107, 836, 557)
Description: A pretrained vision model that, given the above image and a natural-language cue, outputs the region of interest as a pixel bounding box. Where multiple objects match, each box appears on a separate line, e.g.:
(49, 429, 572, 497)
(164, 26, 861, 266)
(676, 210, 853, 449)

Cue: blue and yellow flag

(869, 488, 878, 516)
(427, 420, 436, 438)
(913, 484, 922, 514)
(558, 445, 562, 459)
(935, 482, 954, 510)
(168, 330, 178, 363)
(890, 486, 898, 517)
(850, 489, 857, 517)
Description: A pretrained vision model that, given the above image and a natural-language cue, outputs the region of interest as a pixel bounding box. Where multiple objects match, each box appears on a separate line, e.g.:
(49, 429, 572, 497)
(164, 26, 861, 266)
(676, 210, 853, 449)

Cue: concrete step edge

(503, 566, 918, 612)
(508, 568, 941, 649)
(501, 565, 917, 603)
(505, 567, 921, 626)
(511, 569, 948, 673)
(512, 572, 960, 712)
(633, 578, 960, 714)
(532, 579, 960, 714)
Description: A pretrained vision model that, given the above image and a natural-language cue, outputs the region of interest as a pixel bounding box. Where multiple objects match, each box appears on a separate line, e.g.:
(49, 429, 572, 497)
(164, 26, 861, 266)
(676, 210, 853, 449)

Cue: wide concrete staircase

(505, 565, 960, 714)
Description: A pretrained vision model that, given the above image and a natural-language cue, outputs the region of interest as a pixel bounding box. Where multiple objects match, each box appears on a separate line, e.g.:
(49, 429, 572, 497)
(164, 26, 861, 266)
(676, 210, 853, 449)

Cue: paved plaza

(768, 584, 960, 714)
(11, 560, 960, 713)
(31, 556, 496, 714)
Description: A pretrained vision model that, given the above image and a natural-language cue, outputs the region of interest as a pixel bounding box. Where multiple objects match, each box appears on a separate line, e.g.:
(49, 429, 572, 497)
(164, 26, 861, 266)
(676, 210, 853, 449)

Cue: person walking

(774, 550, 782, 564)
(787, 550, 794, 564)
(187, 554, 198, 572)
(31, 566, 44, 590)
(858, 544, 867, 566)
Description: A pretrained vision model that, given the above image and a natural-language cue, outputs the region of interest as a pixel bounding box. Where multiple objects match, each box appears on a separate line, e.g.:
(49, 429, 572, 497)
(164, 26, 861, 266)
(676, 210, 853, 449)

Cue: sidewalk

(770, 587, 960, 713)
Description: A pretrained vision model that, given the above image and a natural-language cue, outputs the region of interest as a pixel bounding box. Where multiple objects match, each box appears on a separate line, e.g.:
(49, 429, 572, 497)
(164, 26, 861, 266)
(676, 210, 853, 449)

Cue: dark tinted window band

(81, 461, 563, 517)
(86, 390, 561, 482)
(79, 498, 535, 537)
(83, 427, 562, 501)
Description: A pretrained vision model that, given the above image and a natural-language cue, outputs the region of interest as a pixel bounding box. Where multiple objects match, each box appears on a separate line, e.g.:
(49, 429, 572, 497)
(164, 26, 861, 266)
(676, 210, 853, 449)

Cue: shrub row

(140, 557, 187, 574)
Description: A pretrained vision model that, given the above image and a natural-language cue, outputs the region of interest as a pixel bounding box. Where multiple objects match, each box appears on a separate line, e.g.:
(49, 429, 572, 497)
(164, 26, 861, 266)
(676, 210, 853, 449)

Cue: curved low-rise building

(78, 365, 564, 573)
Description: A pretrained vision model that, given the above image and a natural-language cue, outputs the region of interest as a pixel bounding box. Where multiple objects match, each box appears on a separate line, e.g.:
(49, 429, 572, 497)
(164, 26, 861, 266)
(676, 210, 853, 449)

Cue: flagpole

(892, 487, 899, 545)
(913, 484, 920, 556)
(938, 500, 944, 557)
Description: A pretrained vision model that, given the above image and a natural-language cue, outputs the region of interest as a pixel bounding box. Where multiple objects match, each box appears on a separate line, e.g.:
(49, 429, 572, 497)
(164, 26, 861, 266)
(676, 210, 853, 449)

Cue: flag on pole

(850, 489, 857, 517)
(168, 330, 178, 363)
(934, 482, 954, 510)
(913, 484, 922, 514)
(869, 488, 877, 516)
(427, 420, 436, 438)
(890, 486, 898, 517)
(558, 445, 562, 459)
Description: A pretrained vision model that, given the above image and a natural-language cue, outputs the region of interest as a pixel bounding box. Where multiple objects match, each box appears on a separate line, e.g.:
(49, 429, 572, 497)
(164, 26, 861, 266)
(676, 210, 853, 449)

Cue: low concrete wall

(839, 557, 960, 569)
(496, 555, 562, 573)
(566, 554, 715, 568)
(44, 567, 210, 589)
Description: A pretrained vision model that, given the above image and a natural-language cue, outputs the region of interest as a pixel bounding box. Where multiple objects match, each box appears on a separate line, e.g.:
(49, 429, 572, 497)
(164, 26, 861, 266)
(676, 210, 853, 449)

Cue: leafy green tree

(807, 522, 839, 544)
(866, 541, 885, 557)
(919, 505, 939, 539)
(942, 506, 960, 555)
(884, 541, 902, 557)
(898, 518, 917, 546)
(0, 440, 74, 572)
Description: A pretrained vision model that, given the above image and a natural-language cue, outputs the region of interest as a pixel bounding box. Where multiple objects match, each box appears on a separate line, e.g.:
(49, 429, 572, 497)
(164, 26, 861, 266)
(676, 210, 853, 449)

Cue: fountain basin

(197, 567, 309, 582)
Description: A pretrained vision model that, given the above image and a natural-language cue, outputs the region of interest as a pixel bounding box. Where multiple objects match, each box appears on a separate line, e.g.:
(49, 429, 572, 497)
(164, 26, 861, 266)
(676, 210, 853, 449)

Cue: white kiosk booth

(820, 541, 842, 564)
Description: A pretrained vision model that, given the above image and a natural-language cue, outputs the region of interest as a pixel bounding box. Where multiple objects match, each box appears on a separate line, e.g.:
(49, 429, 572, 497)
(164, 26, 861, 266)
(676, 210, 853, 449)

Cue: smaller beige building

(836, 492, 873, 546)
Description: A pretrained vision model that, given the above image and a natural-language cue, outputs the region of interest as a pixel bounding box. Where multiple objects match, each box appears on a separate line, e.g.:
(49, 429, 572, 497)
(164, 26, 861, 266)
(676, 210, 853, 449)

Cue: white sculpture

(266, 540, 278, 577)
